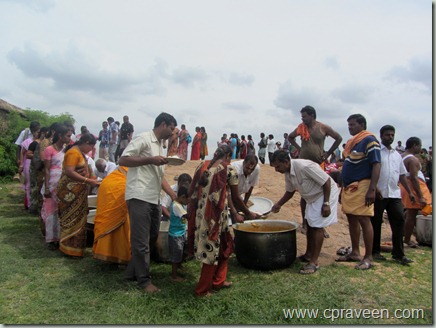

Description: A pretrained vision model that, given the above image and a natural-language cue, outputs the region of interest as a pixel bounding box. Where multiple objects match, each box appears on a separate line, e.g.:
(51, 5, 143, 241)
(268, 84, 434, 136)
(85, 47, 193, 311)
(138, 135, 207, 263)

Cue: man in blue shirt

(338, 114, 381, 270)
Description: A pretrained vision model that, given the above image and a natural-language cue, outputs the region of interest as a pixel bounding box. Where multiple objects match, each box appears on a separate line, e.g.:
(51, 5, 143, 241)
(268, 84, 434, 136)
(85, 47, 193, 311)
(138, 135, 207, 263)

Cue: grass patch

(0, 182, 433, 324)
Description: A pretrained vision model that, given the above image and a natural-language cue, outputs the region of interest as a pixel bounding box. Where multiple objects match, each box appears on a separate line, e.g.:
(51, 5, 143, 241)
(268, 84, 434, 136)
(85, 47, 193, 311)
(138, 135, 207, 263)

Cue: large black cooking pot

(233, 220, 298, 270)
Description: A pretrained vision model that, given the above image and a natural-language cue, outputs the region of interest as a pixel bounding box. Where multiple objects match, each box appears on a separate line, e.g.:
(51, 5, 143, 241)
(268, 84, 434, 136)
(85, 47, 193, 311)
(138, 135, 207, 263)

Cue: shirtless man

(288, 106, 343, 236)
(400, 137, 432, 248)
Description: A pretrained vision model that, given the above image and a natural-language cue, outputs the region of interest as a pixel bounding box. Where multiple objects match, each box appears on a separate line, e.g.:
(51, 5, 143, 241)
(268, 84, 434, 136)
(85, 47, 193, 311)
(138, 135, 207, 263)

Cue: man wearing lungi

(339, 114, 381, 270)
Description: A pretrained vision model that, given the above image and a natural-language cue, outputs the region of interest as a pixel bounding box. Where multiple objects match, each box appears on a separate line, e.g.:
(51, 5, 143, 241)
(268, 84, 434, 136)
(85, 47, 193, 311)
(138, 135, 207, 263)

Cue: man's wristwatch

(323, 201, 330, 206)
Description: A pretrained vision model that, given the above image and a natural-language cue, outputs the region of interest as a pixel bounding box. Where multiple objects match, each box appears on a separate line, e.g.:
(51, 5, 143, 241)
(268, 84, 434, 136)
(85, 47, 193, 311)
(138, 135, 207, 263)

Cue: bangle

(84, 178, 88, 184)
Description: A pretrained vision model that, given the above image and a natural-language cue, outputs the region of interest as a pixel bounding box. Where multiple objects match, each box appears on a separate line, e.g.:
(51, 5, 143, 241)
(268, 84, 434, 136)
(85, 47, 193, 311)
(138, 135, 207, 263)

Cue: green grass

(0, 182, 433, 324)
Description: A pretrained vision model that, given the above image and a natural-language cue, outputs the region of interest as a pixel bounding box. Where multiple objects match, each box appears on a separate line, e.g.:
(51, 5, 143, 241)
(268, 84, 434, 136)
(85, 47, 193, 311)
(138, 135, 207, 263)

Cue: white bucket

(87, 209, 96, 224)
(416, 215, 432, 245)
(88, 195, 97, 209)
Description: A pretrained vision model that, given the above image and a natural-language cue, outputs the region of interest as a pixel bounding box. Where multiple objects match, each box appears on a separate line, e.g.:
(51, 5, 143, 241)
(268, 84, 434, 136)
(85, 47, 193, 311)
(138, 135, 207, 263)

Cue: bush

(0, 108, 75, 180)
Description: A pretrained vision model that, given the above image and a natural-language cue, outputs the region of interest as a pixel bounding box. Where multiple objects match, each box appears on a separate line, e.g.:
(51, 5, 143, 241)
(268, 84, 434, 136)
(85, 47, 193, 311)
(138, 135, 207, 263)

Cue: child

(168, 185, 189, 282)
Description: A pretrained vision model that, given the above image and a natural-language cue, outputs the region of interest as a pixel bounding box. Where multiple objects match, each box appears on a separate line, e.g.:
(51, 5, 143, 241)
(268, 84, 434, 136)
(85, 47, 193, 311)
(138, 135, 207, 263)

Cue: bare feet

(213, 281, 232, 291)
(144, 283, 161, 294)
(170, 275, 186, 282)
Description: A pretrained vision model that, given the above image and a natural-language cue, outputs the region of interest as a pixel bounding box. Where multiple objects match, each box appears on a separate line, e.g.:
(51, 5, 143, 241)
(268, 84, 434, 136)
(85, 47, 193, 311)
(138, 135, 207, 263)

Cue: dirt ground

(164, 160, 394, 266)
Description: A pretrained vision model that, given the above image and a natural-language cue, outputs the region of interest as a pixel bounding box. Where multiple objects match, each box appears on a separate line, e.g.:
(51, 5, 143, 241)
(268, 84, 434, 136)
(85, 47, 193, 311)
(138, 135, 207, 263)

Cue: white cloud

(0, 0, 432, 154)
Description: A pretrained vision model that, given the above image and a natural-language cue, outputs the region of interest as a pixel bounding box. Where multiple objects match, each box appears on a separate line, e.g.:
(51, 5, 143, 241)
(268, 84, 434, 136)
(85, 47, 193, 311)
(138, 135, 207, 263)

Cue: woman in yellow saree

(58, 134, 100, 257)
(92, 166, 131, 264)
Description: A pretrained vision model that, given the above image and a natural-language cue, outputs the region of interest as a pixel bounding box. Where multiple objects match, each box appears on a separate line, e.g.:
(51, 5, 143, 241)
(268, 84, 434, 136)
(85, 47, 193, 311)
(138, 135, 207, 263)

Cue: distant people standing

(266, 134, 275, 164)
(239, 135, 248, 159)
(200, 126, 208, 160)
(247, 135, 255, 155)
(395, 140, 405, 154)
(258, 132, 267, 164)
(283, 133, 290, 154)
(118, 115, 134, 158)
(98, 121, 110, 161)
(330, 147, 341, 163)
(107, 117, 119, 163)
(191, 127, 202, 160)
(230, 133, 238, 159)
(177, 124, 189, 161)
(166, 126, 179, 157)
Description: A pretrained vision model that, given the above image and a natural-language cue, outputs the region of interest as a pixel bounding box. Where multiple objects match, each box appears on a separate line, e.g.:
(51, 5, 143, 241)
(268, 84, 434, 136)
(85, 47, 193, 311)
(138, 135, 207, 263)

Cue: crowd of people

(13, 107, 432, 296)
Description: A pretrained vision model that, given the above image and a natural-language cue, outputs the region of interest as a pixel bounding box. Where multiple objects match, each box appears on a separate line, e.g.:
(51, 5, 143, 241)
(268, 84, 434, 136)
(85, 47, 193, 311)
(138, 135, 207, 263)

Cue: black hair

(199, 144, 233, 187)
(271, 149, 290, 164)
(178, 173, 193, 186)
(379, 125, 395, 137)
(65, 133, 96, 152)
(154, 112, 177, 128)
(29, 121, 41, 132)
(177, 185, 189, 198)
(52, 124, 69, 144)
(405, 137, 421, 150)
(301, 105, 317, 119)
(347, 114, 367, 129)
(244, 154, 258, 165)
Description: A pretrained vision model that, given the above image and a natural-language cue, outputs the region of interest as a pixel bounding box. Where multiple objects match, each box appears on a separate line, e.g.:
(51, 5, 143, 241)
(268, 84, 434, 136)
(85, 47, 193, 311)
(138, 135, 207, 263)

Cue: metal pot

(416, 214, 432, 246)
(233, 220, 298, 270)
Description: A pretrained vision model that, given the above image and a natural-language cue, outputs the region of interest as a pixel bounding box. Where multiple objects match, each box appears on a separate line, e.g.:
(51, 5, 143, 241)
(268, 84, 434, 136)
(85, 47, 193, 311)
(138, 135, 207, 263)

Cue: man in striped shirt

(338, 114, 381, 270)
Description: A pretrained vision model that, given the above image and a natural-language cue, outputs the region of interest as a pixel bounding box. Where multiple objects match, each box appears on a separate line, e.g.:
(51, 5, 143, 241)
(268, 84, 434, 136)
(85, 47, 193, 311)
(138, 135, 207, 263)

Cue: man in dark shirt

(118, 115, 134, 159)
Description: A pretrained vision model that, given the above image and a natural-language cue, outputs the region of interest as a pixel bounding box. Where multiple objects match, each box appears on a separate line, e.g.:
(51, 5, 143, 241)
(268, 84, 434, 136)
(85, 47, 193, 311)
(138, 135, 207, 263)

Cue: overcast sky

(1, 0, 432, 160)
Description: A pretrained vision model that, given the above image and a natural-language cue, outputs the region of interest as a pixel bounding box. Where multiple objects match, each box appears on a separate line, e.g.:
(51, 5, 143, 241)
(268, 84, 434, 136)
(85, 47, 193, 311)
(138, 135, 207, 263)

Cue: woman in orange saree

(57, 134, 100, 257)
(92, 166, 131, 264)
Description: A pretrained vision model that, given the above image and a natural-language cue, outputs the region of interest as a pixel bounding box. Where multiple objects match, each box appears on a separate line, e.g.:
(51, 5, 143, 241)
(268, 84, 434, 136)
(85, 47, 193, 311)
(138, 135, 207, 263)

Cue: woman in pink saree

(41, 125, 72, 250)
(177, 124, 189, 160)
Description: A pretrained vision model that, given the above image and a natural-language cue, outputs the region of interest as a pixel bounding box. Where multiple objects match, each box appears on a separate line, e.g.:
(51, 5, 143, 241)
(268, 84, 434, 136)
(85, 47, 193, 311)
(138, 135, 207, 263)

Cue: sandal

(299, 263, 319, 274)
(355, 260, 373, 270)
(298, 255, 310, 262)
(335, 254, 361, 262)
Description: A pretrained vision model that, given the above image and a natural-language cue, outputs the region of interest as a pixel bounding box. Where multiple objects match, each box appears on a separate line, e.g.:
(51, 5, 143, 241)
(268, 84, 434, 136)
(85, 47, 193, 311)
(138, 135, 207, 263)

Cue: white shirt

(94, 161, 117, 180)
(161, 184, 178, 209)
(15, 128, 32, 146)
(231, 160, 260, 195)
(285, 159, 331, 204)
(267, 138, 276, 153)
(377, 144, 407, 199)
(123, 131, 165, 204)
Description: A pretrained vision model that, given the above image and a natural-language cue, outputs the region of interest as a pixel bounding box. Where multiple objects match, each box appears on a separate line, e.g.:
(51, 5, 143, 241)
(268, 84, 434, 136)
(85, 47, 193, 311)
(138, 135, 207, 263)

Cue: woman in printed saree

(177, 124, 189, 160)
(187, 145, 260, 297)
(58, 134, 100, 257)
(41, 125, 72, 250)
(92, 166, 131, 264)
(28, 126, 48, 215)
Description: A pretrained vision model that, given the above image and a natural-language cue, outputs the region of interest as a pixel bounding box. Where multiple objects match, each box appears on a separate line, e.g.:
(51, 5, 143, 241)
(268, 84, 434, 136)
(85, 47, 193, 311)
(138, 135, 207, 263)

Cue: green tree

(0, 109, 75, 180)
